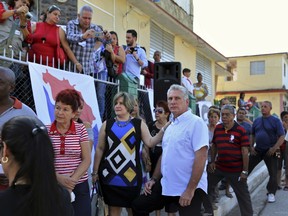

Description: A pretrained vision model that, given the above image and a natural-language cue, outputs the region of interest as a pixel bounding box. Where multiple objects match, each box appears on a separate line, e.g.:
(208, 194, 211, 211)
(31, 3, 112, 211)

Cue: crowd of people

(1, 2, 288, 216)
(0, 2, 162, 122)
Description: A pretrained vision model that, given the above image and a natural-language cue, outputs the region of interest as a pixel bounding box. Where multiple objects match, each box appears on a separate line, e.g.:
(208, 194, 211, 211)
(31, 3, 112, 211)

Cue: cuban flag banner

(29, 63, 102, 167)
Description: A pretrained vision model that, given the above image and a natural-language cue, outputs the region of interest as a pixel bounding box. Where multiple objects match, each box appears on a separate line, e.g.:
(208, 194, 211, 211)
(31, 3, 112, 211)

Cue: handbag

(56, 27, 68, 66)
(91, 181, 107, 216)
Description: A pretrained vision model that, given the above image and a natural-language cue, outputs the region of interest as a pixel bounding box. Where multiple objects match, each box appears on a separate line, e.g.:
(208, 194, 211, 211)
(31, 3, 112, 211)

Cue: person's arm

(179, 146, 208, 207)
(0, 5, 28, 21)
(142, 63, 153, 79)
(143, 155, 162, 195)
(59, 27, 82, 72)
(70, 138, 91, 181)
(66, 21, 90, 43)
(84, 122, 93, 150)
(92, 121, 107, 182)
(202, 84, 208, 99)
(240, 146, 249, 181)
(267, 135, 285, 156)
(151, 155, 162, 181)
(208, 142, 217, 172)
(116, 45, 126, 64)
(141, 121, 170, 148)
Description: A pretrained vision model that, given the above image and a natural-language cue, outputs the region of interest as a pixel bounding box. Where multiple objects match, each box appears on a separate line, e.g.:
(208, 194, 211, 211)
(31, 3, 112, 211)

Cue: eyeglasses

(153, 108, 164, 114)
(48, 5, 61, 13)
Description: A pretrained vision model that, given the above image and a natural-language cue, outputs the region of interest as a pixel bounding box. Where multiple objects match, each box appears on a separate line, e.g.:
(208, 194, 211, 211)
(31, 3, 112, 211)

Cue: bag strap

(261, 117, 276, 144)
(2, 2, 17, 47)
(56, 26, 60, 48)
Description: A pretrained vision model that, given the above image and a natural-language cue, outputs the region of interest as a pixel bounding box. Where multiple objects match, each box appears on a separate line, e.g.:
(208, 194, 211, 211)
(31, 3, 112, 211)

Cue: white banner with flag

(29, 63, 102, 168)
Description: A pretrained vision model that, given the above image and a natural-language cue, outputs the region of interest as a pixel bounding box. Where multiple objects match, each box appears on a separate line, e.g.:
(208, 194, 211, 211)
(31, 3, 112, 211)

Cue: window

(250, 61, 265, 75)
(196, 52, 212, 96)
(150, 22, 175, 62)
(284, 63, 286, 77)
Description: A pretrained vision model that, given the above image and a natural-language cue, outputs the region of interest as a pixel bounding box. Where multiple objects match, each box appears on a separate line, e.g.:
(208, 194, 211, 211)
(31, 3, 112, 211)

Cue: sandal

(283, 186, 288, 191)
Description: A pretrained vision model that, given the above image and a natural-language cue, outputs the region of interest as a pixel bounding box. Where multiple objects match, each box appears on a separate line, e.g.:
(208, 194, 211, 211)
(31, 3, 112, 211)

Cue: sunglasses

(153, 108, 164, 114)
(48, 5, 61, 13)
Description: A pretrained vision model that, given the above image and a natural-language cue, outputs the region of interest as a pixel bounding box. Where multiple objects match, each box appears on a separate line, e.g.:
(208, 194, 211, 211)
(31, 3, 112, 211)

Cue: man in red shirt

(208, 104, 253, 216)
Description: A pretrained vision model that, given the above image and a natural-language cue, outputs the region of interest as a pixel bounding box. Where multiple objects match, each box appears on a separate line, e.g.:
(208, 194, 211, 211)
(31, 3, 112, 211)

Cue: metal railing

(0, 48, 153, 123)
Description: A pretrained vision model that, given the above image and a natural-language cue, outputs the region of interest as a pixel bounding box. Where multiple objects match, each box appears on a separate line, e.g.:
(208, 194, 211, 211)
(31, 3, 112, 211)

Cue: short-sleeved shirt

(252, 115, 285, 152)
(239, 121, 252, 136)
(161, 110, 209, 195)
(123, 45, 148, 79)
(47, 120, 89, 183)
(213, 122, 250, 173)
(181, 77, 194, 94)
(0, 97, 36, 129)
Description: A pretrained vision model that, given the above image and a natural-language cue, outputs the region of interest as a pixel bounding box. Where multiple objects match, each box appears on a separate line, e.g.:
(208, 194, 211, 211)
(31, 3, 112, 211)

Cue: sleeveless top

(28, 22, 58, 67)
(99, 118, 142, 188)
(113, 45, 123, 74)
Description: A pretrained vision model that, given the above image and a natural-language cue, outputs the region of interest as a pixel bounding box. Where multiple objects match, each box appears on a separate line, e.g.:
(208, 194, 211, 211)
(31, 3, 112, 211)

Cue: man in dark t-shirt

(249, 101, 285, 203)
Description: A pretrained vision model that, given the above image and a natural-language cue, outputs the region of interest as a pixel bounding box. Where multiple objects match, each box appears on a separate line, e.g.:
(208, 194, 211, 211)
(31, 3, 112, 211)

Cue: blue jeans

(95, 71, 107, 121)
(72, 180, 91, 216)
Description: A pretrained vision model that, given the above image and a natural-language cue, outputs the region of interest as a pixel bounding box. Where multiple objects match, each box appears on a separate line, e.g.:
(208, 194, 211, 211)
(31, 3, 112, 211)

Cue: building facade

(216, 52, 288, 116)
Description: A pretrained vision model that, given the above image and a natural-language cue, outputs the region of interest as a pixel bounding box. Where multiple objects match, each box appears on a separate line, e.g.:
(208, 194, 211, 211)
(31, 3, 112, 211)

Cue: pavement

(259, 177, 288, 216)
(110, 161, 273, 216)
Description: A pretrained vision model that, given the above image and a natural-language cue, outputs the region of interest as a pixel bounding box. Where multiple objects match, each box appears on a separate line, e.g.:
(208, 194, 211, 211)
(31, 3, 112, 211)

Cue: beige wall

(78, 0, 219, 100)
(217, 54, 284, 92)
(216, 92, 282, 116)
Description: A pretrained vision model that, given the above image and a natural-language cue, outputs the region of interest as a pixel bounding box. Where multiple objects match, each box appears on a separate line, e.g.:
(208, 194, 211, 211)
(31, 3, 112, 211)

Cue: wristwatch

(241, 171, 248, 176)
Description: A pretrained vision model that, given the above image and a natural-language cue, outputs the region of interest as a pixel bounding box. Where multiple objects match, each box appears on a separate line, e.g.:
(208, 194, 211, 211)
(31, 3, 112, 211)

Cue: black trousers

(249, 150, 278, 194)
(132, 181, 209, 216)
(208, 169, 253, 216)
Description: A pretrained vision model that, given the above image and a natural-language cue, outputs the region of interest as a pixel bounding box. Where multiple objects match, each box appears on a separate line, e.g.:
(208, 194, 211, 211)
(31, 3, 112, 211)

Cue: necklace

(115, 116, 131, 127)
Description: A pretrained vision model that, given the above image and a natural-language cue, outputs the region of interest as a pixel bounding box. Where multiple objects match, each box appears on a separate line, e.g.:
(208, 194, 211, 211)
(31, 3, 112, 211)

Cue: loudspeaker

(154, 62, 181, 105)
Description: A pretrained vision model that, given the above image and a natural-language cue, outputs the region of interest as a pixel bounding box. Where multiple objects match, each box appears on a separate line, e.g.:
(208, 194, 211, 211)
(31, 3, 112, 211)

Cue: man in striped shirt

(66, 5, 110, 75)
(208, 104, 253, 216)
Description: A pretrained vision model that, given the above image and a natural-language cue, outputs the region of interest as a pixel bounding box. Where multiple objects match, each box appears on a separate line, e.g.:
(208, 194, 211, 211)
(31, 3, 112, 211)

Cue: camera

(25, 12, 33, 20)
(94, 31, 103, 37)
(130, 47, 138, 53)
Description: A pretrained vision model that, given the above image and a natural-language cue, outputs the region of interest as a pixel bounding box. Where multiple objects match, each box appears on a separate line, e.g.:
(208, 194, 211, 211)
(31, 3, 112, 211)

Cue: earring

(1, 156, 8, 163)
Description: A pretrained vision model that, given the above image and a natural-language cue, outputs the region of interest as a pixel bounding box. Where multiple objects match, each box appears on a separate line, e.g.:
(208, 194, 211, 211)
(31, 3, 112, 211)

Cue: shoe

(267, 193, 276, 203)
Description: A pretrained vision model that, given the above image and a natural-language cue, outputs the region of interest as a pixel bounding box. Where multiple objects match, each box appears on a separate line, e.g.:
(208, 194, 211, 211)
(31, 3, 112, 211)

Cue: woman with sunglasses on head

(46, 89, 91, 216)
(0, 116, 74, 216)
(105, 31, 125, 78)
(23, 5, 82, 72)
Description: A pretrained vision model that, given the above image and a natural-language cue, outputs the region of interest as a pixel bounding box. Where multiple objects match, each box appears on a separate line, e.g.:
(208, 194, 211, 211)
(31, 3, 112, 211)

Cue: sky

(193, 0, 288, 57)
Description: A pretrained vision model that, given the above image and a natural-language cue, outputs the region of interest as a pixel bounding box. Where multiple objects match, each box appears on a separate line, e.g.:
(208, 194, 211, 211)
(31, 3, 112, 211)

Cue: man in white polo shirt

(132, 84, 209, 216)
